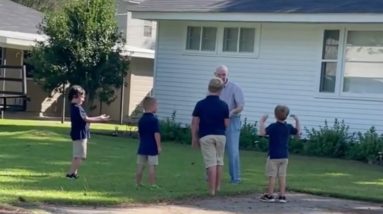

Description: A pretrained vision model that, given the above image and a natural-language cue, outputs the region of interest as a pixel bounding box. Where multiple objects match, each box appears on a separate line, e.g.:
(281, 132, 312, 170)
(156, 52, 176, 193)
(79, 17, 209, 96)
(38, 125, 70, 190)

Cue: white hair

(215, 65, 229, 74)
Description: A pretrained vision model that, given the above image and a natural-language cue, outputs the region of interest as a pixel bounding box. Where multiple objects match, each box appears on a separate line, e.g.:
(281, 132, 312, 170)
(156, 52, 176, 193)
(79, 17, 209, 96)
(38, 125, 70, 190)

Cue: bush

(304, 119, 354, 158)
(159, 111, 191, 144)
(346, 127, 383, 163)
(239, 118, 258, 150)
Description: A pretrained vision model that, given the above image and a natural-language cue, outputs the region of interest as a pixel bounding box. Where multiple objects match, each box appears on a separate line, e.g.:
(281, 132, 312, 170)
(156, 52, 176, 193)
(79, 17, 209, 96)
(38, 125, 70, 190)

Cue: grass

(0, 119, 382, 206)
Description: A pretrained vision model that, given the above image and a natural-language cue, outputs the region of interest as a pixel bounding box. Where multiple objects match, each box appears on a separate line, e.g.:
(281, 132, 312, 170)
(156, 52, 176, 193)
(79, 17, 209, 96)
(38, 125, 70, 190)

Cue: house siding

(154, 21, 383, 133)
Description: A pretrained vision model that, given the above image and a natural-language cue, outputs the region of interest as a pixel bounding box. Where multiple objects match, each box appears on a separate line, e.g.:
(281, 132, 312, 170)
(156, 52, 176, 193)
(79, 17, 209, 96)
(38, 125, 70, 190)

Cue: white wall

(154, 21, 383, 133)
(126, 12, 156, 50)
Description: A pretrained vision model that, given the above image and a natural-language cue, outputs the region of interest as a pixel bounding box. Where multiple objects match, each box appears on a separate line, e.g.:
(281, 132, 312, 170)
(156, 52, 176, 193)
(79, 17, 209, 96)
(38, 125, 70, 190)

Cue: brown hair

(68, 85, 85, 100)
(208, 78, 224, 93)
(274, 105, 290, 121)
(142, 96, 157, 111)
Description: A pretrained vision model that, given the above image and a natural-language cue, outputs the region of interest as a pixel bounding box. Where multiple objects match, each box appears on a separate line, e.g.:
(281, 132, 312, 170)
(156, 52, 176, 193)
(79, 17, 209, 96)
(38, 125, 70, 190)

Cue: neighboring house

(130, 0, 383, 133)
(0, 0, 156, 122)
(0, 0, 47, 114)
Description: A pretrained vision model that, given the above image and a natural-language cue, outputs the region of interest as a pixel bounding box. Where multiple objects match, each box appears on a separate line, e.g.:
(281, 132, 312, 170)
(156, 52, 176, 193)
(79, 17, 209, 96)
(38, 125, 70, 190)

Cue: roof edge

(131, 11, 383, 23)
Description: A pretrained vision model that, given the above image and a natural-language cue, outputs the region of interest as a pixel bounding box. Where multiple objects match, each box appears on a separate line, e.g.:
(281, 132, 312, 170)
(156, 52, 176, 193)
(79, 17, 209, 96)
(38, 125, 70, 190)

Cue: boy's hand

(192, 138, 200, 149)
(100, 114, 111, 121)
(260, 114, 268, 122)
(290, 114, 298, 120)
(157, 147, 162, 154)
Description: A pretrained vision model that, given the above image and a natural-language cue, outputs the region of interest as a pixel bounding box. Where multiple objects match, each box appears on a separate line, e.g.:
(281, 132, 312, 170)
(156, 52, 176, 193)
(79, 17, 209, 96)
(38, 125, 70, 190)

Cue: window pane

(0, 47, 3, 65)
(322, 30, 340, 60)
(223, 28, 239, 52)
(320, 62, 337, 92)
(239, 28, 255, 53)
(346, 31, 383, 62)
(144, 25, 152, 37)
(186, 27, 201, 50)
(343, 62, 383, 94)
(201, 27, 217, 51)
(23, 51, 34, 78)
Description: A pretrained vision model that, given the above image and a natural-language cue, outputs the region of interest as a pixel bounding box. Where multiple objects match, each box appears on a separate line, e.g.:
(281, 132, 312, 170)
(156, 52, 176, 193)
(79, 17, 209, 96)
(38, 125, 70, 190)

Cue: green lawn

(0, 119, 382, 206)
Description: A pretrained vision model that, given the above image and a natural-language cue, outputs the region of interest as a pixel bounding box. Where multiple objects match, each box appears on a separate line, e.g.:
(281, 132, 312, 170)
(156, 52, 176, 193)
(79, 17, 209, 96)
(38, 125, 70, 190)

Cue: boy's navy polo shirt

(266, 122, 298, 159)
(138, 113, 160, 156)
(70, 103, 90, 141)
(192, 95, 229, 138)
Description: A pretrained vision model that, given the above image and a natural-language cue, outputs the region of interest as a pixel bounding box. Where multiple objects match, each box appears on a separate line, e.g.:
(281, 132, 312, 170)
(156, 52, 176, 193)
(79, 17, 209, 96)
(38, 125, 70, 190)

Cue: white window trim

(182, 22, 261, 58)
(183, 24, 219, 55)
(316, 26, 383, 101)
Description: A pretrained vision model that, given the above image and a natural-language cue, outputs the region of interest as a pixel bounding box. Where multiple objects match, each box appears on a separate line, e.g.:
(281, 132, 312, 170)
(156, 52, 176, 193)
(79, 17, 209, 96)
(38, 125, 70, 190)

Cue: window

(319, 30, 340, 93)
(23, 51, 34, 78)
(319, 29, 383, 98)
(0, 47, 3, 65)
(343, 31, 383, 94)
(223, 27, 255, 53)
(186, 26, 217, 51)
(144, 21, 152, 37)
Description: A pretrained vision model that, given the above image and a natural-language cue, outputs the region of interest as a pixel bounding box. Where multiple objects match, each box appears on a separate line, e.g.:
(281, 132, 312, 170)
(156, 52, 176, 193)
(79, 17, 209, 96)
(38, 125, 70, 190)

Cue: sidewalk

(34, 193, 383, 214)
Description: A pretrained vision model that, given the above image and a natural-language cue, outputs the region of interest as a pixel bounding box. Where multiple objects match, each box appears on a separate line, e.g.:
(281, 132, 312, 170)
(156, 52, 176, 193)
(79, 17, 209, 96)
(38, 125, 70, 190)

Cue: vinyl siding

(154, 21, 383, 133)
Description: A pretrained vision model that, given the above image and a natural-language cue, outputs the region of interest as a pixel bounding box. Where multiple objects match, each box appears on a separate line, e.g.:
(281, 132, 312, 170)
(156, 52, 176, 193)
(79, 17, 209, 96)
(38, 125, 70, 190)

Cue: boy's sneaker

(260, 194, 275, 202)
(278, 195, 287, 203)
(66, 173, 79, 179)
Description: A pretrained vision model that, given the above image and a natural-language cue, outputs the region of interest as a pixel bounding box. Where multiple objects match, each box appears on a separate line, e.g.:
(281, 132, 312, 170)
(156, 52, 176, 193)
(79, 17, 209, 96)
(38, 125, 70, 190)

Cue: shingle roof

(131, 0, 383, 13)
(0, 0, 43, 34)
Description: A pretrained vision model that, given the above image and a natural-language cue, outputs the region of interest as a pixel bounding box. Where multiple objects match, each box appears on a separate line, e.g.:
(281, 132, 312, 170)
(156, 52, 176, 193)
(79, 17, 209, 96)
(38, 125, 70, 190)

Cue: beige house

(0, 0, 155, 122)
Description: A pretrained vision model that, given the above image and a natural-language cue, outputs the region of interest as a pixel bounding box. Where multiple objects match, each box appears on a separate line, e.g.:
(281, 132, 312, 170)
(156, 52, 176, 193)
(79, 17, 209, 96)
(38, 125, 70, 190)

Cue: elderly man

(215, 65, 245, 184)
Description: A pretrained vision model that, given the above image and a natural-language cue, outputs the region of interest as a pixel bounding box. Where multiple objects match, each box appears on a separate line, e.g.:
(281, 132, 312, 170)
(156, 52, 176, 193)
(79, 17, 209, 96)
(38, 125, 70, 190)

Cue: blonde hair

(274, 105, 290, 121)
(208, 78, 224, 93)
(142, 96, 157, 111)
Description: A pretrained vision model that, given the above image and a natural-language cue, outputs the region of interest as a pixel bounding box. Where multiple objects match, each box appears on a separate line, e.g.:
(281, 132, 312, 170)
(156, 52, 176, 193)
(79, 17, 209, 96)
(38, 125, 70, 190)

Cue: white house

(131, 0, 383, 133)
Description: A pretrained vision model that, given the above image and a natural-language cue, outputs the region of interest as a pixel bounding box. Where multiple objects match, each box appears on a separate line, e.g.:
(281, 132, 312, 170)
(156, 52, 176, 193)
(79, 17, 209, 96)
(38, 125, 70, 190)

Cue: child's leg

(278, 176, 286, 196)
(267, 176, 276, 195)
(136, 155, 147, 186)
(278, 159, 288, 196)
(136, 164, 145, 186)
(68, 139, 87, 175)
(147, 155, 159, 185)
(68, 157, 82, 174)
(207, 166, 217, 195)
(215, 165, 223, 192)
(148, 165, 156, 185)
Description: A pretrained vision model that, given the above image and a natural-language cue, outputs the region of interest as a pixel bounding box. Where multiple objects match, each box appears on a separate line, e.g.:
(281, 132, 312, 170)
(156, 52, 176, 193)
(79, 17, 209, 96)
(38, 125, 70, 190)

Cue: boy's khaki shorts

(199, 135, 226, 168)
(137, 155, 159, 166)
(266, 157, 288, 177)
(73, 139, 87, 159)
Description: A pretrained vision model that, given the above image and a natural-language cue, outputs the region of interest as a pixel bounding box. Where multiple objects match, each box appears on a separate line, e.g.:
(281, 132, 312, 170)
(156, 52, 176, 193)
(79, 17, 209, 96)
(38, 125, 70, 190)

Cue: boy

(191, 78, 230, 196)
(136, 96, 161, 188)
(66, 85, 110, 179)
(258, 105, 300, 203)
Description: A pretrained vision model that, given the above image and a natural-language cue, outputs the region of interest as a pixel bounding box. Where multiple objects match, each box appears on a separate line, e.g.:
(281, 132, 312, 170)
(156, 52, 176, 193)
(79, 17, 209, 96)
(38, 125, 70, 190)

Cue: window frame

(184, 25, 218, 53)
(316, 26, 383, 101)
(183, 22, 261, 58)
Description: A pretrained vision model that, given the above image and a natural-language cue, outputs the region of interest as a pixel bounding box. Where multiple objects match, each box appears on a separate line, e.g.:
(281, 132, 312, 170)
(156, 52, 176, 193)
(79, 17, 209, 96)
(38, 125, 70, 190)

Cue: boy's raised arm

(258, 115, 268, 136)
(290, 114, 301, 138)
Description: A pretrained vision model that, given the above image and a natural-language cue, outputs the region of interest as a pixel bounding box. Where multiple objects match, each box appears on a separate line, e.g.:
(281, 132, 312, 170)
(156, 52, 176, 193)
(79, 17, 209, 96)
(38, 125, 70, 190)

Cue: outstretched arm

(290, 114, 301, 138)
(258, 115, 268, 136)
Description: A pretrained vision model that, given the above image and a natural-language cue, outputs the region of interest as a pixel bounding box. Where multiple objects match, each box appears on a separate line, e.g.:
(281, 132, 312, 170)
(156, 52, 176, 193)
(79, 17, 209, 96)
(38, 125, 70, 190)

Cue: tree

(30, 0, 129, 112)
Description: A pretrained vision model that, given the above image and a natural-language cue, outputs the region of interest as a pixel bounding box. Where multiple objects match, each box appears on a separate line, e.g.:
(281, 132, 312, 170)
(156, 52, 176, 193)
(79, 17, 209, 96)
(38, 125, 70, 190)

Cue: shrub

(346, 127, 383, 163)
(159, 111, 191, 144)
(304, 119, 354, 158)
(239, 118, 258, 150)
